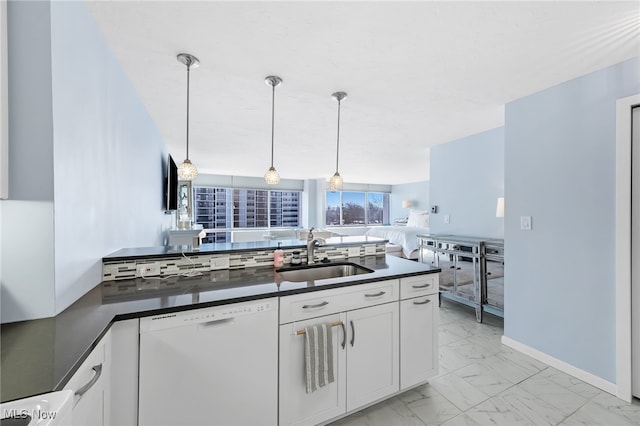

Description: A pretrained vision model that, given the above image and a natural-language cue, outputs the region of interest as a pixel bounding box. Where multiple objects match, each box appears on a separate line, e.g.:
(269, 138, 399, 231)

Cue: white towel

(304, 322, 335, 393)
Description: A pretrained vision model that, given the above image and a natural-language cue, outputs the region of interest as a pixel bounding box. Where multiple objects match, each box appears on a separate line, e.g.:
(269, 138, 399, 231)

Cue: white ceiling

(85, 1, 639, 185)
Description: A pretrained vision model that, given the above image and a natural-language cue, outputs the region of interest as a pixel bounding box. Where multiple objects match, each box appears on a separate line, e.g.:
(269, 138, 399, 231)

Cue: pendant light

(176, 53, 199, 181)
(329, 91, 347, 191)
(264, 76, 283, 185)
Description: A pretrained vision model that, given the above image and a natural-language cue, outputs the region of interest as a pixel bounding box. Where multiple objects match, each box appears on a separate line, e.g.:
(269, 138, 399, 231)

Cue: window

(325, 191, 341, 226)
(325, 191, 390, 226)
(367, 192, 386, 224)
(194, 187, 301, 243)
(233, 189, 268, 228)
(270, 191, 301, 227)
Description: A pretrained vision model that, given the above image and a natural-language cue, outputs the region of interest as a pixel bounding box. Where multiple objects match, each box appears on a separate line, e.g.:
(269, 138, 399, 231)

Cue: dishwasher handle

(198, 317, 234, 328)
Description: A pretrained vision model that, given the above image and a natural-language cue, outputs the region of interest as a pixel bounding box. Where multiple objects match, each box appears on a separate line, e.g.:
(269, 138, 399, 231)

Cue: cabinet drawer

(63, 330, 111, 426)
(280, 280, 399, 324)
(400, 274, 439, 300)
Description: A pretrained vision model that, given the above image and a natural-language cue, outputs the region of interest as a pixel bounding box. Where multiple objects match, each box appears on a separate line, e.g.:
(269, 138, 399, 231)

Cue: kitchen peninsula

(2, 237, 440, 426)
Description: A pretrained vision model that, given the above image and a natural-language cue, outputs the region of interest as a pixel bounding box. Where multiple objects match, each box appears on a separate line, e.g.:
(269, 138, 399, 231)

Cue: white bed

(365, 210, 430, 259)
(365, 226, 429, 259)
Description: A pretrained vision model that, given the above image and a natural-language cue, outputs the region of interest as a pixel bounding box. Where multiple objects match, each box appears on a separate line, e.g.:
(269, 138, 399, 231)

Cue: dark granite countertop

(103, 235, 387, 261)
(0, 255, 439, 403)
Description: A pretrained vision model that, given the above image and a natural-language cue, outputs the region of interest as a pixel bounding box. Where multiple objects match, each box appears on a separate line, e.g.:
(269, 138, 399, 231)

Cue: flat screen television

(165, 154, 178, 211)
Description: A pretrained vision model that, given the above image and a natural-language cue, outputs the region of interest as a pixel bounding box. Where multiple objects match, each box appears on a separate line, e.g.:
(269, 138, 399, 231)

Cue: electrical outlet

(444, 214, 450, 224)
(136, 262, 161, 277)
(210, 256, 230, 270)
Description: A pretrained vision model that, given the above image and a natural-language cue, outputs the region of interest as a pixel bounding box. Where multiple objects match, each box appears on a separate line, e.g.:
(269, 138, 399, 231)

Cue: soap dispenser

(273, 242, 284, 268)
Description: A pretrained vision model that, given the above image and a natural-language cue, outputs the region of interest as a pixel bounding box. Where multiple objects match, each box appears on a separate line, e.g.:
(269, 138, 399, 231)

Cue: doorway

(615, 94, 640, 402)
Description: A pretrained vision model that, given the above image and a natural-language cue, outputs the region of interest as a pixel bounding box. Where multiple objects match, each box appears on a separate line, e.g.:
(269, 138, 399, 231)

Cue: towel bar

(295, 321, 344, 335)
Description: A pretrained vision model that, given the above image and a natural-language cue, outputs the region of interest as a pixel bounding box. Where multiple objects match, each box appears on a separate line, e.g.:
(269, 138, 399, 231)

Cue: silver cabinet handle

(75, 364, 102, 398)
(412, 283, 431, 289)
(413, 298, 431, 305)
(350, 320, 355, 347)
(364, 291, 386, 298)
(302, 301, 329, 309)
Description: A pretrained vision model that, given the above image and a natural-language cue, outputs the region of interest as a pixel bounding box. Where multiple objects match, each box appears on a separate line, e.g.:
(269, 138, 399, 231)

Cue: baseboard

(501, 335, 617, 396)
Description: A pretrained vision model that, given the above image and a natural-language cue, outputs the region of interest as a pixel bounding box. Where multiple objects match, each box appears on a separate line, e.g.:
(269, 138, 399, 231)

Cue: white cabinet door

(279, 313, 347, 426)
(109, 319, 139, 426)
(400, 295, 438, 389)
(64, 330, 111, 426)
(346, 302, 399, 412)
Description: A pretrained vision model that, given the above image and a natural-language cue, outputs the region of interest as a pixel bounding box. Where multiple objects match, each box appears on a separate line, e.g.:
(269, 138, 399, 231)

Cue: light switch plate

(444, 214, 450, 224)
(520, 216, 532, 230)
(210, 256, 230, 270)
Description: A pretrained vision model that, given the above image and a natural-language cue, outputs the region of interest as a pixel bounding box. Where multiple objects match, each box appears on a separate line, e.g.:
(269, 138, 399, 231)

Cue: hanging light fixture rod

(332, 92, 347, 173)
(176, 53, 200, 181)
(264, 76, 283, 185)
(329, 92, 347, 191)
(266, 76, 282, 168)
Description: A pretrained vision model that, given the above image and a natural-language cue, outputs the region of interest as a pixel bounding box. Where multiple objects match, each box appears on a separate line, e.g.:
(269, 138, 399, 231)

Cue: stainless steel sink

(276, 263, 374, 282)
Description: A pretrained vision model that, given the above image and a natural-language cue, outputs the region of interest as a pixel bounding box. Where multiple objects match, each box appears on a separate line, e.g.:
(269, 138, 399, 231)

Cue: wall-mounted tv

(164, 154, 178, 211)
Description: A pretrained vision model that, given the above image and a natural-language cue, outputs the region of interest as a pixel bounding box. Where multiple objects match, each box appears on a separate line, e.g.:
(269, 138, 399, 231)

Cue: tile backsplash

(103, 243, 386, 281)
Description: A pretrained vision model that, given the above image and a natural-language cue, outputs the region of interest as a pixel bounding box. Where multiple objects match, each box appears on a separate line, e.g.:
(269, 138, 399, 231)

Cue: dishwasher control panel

(140, 298, 277, 332)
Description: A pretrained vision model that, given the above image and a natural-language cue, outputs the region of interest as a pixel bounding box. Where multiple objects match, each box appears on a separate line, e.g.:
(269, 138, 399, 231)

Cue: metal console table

(418, 234, 504, 322)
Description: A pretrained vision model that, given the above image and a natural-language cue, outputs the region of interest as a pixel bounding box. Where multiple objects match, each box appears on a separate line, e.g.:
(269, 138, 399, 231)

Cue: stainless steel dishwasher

(138, 298, 278, 426)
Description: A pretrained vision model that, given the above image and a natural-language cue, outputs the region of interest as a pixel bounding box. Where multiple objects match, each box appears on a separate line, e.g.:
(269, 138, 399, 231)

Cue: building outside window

(194, 187, 301, 243)
(325, 191, 389, 226)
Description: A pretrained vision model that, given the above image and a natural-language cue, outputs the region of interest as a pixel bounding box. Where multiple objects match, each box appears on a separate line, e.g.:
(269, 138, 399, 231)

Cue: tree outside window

(325, 191, 389, 226)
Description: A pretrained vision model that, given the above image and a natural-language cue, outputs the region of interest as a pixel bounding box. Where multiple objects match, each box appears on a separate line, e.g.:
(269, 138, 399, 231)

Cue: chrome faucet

(306, 228, 320, 264)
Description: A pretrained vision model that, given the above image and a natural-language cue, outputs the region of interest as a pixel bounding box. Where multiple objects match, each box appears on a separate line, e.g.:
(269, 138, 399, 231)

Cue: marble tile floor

(329, 299, 640, 426)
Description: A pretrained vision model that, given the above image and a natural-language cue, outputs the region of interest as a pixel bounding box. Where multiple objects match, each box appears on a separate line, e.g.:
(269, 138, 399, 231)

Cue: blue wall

(1, 1, 172, 322)
(50, 1, 172, 313)
(504, 57, 640, 383)
(6, 0, 54, 202)
(429, 127, 504, 238)
(2, 0, 57, 322)
(390, 181, 429, 222)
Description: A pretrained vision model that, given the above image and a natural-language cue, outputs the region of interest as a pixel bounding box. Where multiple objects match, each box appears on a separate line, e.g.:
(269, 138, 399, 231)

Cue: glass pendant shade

(329, 171, 343, 191)
(264, 166, 280, 185)
(178, 159, 198, 180)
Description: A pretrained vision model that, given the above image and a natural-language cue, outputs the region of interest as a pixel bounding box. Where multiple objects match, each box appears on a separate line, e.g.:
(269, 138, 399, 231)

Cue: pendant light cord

(185, 63, 191, 161)
(335, 98, 341, 173)
(270, 82, 276, 168)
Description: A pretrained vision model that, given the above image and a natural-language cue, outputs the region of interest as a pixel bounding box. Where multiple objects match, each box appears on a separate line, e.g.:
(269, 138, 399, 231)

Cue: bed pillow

(406, 210, 429, 228)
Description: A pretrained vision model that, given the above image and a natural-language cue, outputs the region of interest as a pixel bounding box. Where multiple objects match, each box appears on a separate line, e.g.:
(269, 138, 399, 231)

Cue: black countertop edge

(106, 269, 440, 322)
(1, 255, 439, 403)
(102, 236, 388, 262)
